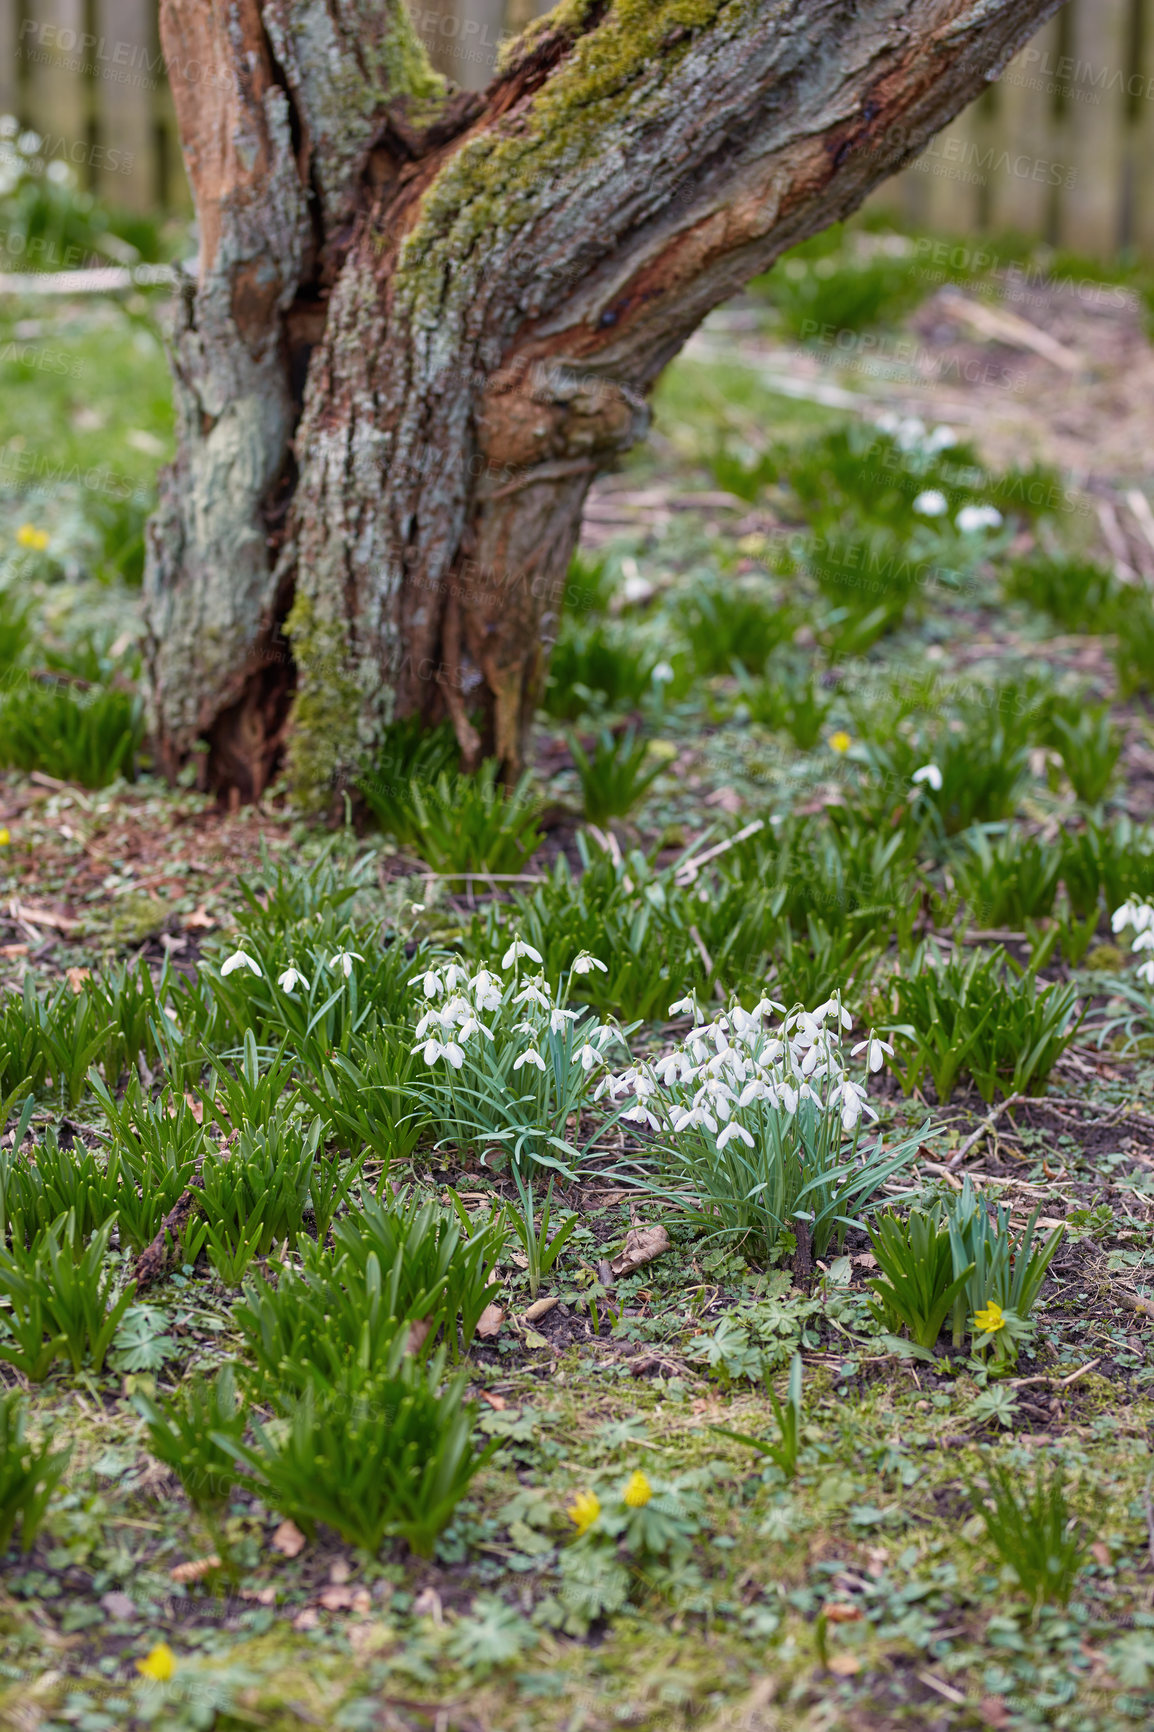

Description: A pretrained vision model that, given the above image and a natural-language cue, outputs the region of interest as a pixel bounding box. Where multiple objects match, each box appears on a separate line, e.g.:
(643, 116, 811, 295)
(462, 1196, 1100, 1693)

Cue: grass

(4, 215, 1154, 1732)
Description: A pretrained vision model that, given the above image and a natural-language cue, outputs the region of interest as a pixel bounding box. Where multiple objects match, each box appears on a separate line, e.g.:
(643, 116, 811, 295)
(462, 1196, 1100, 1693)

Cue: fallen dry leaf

(1090, 1541, 1111, 1567)
(183, 1093, 204, 1123)
(826, 1653, 861, 1676)
(169, 1556, 222, 1584)
(610, 1225, 671, 1278)
(413, 1587, 443, 1626)
(406, 1318, 432, 1354)
(329, 1559, 351, 1585)
(270, 1519, 306, 1558)
(65, 966, 91, 993)
(479, 1390, 507, 1410)
(475, 1304, 504, 1340)
(319, 1586, 355, 1611)
(184, 905, 216, 929)
(522, 1296, 558, 1323)
(823, 1602, 863, 1623)
(293, 1608, 319, 1631)
(978, 1698, 1011, 1728)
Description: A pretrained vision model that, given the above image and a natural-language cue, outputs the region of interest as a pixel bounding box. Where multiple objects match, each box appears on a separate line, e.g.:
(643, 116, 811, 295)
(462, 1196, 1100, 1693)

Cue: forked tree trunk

(145, 0, 1062, 808)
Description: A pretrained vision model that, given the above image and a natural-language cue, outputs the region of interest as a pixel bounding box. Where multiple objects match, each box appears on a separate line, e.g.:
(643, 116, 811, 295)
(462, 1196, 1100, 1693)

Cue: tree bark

(145, 0, 1064, 808)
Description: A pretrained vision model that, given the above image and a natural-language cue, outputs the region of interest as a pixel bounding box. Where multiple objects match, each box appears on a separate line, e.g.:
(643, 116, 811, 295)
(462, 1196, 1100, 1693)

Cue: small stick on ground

(947, 1094, 1024, 1170)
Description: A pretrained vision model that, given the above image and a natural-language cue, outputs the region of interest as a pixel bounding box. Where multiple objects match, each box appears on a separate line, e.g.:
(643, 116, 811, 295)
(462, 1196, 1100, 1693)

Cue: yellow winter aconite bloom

(568, 1490, 601, 1535)
(15, 524, 49, 552)
(136, 1642, 177, 1682)
(828, 730, 852, 754)
(0, 829, 9, 846)
(973, 1301, 1005, 1336)
(623, 1470, 652, 1508)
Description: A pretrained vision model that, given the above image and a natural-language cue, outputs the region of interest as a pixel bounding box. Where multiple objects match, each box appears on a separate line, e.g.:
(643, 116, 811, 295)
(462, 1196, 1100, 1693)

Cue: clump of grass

(569, 728, 663, 825)
(885, 945, 1082, 1103)
(0, 678, 143, 787)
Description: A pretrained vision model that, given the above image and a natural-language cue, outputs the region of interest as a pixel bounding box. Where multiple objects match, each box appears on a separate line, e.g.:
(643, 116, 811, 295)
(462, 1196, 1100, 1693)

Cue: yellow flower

(973, 1301, 1005, 1336)
(0, 829, 9, 846)
(567, 1490, 601, 1536)
(135, 1642, 176, 1682)
(623, 1470, 652, 1508)
(828, 730, 852, 754)
(15, 524, 49, 552)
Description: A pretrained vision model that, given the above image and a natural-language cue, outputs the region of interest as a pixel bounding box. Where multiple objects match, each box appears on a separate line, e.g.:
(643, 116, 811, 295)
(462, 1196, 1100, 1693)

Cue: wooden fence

(0, 0, 1151, 257)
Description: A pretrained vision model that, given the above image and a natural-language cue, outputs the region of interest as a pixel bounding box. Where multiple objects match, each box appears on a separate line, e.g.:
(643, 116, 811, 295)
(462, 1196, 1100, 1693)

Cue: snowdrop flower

(514, 980, 551, 1010)
(956, 503, 1002, 534)
(420, 1038, 464, 1069)
(912, 763, 943, 793)
(277, 963, 310, 993)
(571, 951, 608, 975)
(813, 998, 852, 1030)
(1134, 929, 1154, 952)
(501, 938, 542, 969)
(550, 1008, 580, 1033)
(422, 968, 444, 999)
(221, 950, 261, 977)
(852, 1036, 894, 1072)
(778, 1083, 798, 1115)
(514, 1047, 546, 1072)
(472, 969, 503, 1012)
(669, 993, 704, 1023)
(1139, 960, 1154, 986)
(925, 424, 958, 453)
(833, 1079, 876, 1132)
(652, 661, 675, 686)
(672, 1105, 718, 1135)
(330, 950, 363, 978)
(716, 1120, 754, 1151)
(576, 1042, 602, 1072)
(444, 962, 470, 992)
(913, 488, 948, 517)
(414, 1007, 442, 1040)
(1113, 900, 1154, 934)
(895, 416, 926, 451)
(623, 1102, 660, 1130)
(457, 1016, 494, 1043)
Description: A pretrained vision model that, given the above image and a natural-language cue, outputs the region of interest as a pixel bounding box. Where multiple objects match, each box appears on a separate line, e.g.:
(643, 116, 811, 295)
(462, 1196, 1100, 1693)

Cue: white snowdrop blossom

(422, 969, 444, 999)
(276, 964, 310, 994)
(925, 424, 958, 453)
(571, 952, 608, 975)
(420, 1038, 464, 1070)
(600, 988, 889, 1162)
(1112, 902, 1154, 992)
(717, 1121, 755, 1151)
(913, 489, 948, 517)
(550, 1008, 580, 1033)
(330, 950, 364, 978)
(513, 980, 551, 1010)
(221, 950, 261, 978)
(852, 1036, 894, 1073)
(956, 504, 1003, 534)
(652, 661, 675, 686)
(472, 969, 503, 1012)
(514, 1047, 546, 1072)
(501, 938, 543, 969)
(912, 763, 943, 792)
(1113, 900, 1154, 935)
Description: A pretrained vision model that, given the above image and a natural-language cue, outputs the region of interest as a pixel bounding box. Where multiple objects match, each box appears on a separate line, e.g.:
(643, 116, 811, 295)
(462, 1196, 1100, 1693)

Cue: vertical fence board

(93, 0, 157, 210)
(23, 0, 90, 171)
(986, 15, 1062, 238)
(1132, 0, 1154, 252)
(0, 0, 18, 118)
(1058, 0, 1131, 254)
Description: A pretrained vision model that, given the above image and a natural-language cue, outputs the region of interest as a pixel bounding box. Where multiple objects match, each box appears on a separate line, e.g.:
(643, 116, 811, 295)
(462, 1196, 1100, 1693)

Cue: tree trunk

(145, 0, 1063, 808)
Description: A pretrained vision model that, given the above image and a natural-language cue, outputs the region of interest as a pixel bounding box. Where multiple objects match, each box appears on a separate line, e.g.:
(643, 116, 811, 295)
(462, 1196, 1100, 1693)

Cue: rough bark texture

(146, 0, 1065, 807)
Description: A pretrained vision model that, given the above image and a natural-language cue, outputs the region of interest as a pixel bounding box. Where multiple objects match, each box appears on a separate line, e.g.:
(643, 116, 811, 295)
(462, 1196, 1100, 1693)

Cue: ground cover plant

(6, 213, 1154, 1732)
